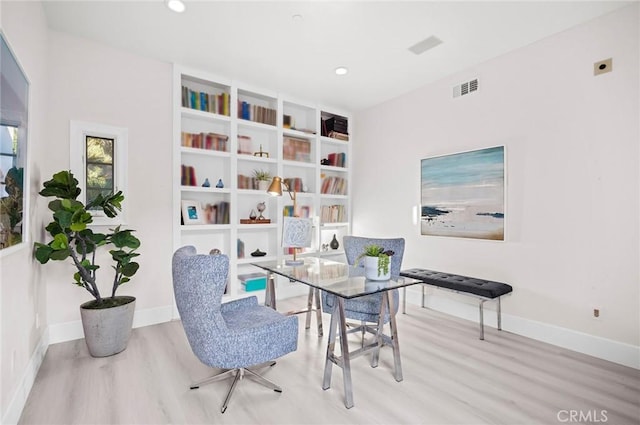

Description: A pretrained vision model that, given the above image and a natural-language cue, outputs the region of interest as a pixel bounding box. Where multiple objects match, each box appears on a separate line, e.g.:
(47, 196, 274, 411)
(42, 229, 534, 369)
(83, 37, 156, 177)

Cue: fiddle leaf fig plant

(34, 170, 140, 308)
(354, 244, 395, 277)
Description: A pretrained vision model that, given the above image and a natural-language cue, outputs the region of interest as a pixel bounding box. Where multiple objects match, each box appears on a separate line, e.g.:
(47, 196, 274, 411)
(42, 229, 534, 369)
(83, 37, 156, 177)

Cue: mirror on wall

(0, 32, 29, 251)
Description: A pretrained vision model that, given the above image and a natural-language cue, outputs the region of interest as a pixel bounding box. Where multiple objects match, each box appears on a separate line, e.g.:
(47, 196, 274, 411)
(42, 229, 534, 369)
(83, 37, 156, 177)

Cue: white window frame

(70, 120, 128, 226)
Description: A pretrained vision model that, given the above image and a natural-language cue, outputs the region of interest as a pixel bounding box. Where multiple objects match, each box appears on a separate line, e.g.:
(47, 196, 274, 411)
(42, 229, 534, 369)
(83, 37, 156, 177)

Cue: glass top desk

(252, 257, 421, 409)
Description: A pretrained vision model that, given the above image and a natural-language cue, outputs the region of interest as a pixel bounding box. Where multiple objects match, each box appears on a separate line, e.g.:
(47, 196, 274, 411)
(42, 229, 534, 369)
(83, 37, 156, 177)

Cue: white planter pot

(80, 296, 136, 357)
(364, 256, 391, 281)
(258, 180, 270, 191)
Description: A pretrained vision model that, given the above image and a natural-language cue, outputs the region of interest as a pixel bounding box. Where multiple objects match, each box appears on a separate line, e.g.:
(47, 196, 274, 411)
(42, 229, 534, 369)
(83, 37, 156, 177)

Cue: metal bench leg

(479, 300, 485, 340)
(497, 297, 502, 331)
(421, 284, 426, 308)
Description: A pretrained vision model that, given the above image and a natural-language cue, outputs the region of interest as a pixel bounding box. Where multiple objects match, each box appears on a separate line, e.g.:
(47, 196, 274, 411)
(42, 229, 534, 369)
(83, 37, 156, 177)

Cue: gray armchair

(172, 246, 298, 413)
(321, 236, 405, 340)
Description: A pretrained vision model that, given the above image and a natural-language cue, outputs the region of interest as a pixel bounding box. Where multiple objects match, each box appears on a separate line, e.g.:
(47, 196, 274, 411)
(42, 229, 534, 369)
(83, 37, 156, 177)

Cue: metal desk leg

(314, 288, 324, 337)
(265, 272, 276, 310)
(304, 287, 314, 330)
(402, 286, 407, 314)
(386, 291, 403, 382)
(322, 298, 354, 409)
(371, 294, 388, 368)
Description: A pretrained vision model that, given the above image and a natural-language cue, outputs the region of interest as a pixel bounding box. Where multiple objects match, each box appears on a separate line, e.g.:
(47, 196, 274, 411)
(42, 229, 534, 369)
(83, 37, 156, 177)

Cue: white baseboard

(403, 288, 640, 370)
(48, 305, 174, 345)
(2, 328, 49, 425)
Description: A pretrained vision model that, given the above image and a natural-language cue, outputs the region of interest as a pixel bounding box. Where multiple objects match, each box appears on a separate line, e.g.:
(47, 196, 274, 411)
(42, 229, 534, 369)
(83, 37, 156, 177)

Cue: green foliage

(253, 169, 272, 181)
(33, 170, 141, 306)
(0, 166, 24, 247)
(354, 244, 395, 277)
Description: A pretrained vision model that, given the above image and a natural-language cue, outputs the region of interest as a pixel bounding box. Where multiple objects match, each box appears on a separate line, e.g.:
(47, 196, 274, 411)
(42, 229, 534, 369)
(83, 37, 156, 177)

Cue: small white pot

(364, 256, 391, 281)
(258, 180, 270, 191)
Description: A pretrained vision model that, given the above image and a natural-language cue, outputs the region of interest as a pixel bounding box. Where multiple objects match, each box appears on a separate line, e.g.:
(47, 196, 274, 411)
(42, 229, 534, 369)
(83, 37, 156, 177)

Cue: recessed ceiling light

(166, 0, 186, 13)
(335, 67, 348, 76)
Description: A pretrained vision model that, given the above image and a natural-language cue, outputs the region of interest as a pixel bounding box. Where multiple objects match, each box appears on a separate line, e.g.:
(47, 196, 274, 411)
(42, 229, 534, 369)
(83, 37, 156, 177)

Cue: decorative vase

(80, 296, 136, 357)
(258, 180, 270, 191)
(330, 234, 339, 250)
(364, 256, 391, 281)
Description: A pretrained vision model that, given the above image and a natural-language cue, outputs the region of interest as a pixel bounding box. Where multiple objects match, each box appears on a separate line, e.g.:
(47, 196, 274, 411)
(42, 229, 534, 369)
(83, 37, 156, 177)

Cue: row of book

(181, 131, 229, 152)
(237, 135, 253, 155)
(320, 176, 347, 195)
(237, 175, 266, 190)
(181, 86, 230, 116)
(181, 165, 197, 186)
(283, 204, 311, 218)
(202, 201, 230, 224)
(238, 101, 277, 126)
(283, 137, 311, 162)
(325, 152, 347, 167)
(283, 177, 304, 193)
(320, 205, 347, 223)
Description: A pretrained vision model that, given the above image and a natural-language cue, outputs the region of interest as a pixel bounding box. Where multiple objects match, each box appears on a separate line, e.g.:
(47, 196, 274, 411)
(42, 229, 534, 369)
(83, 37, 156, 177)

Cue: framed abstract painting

(421, 146, 505, 240)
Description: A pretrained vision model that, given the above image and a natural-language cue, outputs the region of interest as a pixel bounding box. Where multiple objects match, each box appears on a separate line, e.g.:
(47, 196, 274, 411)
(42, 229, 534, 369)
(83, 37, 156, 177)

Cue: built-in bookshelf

(173, 66, 352, 302)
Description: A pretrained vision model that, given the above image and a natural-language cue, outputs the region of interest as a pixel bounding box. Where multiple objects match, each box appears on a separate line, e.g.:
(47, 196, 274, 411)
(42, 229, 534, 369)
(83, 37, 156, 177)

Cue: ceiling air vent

(453, 78, 479, 98)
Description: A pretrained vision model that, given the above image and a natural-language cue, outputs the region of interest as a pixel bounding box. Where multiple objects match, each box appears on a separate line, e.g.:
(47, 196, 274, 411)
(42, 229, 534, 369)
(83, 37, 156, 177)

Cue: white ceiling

(42, 1, 631, 112)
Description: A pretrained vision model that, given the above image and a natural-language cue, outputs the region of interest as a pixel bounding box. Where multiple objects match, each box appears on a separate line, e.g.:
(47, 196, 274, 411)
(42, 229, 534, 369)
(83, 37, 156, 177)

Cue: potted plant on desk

(34, 170, 141, 357)
(354, 244, 394, 281)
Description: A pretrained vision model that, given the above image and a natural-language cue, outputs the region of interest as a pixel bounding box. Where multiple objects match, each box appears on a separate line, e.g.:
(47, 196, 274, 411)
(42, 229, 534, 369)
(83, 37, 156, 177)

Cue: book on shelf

(181, 85, 230, 116)
(238, 100, 277, 126)
(202, 201, 230, 224)
(321, 204, 346, 223)
(320, 176, 347, 195)
(181, 131, 229, 152)
(283, 177, 304, 193)
(328, 131, 349, 141)
(237, 135, 252, 154)
(283, 136, 311, 162)
(181, 165, 197, 186)
(282, 204, 311, 218)
(238, 272, 267, 292)
(321, 116, 348, 137)
(326, 152, 346, 167)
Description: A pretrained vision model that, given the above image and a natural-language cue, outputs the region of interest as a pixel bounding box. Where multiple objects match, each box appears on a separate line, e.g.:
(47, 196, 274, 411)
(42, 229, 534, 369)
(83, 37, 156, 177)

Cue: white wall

(43, 31, 175, 330)
(353, 4, 639, 364)
(1, 3, 175, 422)
(0, 1, 49, 423)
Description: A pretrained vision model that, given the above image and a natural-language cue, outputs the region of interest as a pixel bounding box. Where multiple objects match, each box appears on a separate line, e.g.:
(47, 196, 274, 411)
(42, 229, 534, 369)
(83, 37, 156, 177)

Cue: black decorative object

(330, 234, 339, 250)
(250, 249, 266, 257)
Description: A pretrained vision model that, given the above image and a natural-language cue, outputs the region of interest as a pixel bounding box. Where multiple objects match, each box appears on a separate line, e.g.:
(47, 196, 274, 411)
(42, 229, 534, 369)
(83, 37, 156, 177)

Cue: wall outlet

(594, 58, 612, 76)
(593, 308, 600, 318)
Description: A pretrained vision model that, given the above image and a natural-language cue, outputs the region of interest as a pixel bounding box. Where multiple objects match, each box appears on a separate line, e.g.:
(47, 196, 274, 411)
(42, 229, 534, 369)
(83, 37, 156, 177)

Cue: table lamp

(267, 176, 311, 265)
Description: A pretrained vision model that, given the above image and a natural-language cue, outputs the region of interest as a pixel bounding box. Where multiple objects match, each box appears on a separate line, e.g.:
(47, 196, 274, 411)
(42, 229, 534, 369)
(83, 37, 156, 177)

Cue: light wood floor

(19, 296, 640, 425)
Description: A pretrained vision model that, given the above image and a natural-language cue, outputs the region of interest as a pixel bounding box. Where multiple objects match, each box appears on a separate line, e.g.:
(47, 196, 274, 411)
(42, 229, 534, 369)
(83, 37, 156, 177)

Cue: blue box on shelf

(238, 272, 267, 292)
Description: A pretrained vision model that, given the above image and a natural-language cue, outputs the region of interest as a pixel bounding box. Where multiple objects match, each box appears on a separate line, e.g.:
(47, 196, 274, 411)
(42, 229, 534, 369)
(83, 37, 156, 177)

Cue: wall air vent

(453, 78, 479, 98)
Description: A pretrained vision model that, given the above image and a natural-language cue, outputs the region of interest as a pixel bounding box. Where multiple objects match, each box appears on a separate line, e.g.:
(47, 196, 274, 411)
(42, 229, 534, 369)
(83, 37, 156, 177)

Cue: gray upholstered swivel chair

(172, 246, 298, 413)
(321, 236, 405, 342)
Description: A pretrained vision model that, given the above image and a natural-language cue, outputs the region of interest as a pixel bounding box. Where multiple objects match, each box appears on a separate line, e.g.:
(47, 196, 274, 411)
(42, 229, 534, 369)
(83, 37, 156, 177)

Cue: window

(0, 32, 29, 253)
(70, 121, 128, 226)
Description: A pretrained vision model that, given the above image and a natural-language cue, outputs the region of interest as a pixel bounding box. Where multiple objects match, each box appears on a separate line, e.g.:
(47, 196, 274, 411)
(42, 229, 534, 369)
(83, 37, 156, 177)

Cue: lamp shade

(267, 176, 283, 196)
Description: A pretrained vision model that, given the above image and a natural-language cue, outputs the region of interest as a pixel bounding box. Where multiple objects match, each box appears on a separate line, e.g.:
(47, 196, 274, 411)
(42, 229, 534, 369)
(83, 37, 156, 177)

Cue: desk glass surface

(252, 257, 420, 299)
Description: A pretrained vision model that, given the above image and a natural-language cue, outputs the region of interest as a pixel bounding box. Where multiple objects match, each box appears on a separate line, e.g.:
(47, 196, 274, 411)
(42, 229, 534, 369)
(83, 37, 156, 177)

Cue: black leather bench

(399, 268, 513, 340)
